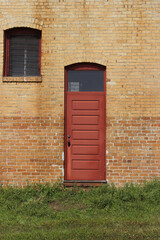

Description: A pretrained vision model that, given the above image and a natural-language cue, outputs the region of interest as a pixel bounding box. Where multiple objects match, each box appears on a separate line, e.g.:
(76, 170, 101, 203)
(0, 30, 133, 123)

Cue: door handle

(68, 140, 71, 147)
(67, 134, 71, 147)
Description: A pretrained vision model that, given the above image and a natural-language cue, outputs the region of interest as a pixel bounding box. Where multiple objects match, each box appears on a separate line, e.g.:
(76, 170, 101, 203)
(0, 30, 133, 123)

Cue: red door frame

(64, 62, 106, 182)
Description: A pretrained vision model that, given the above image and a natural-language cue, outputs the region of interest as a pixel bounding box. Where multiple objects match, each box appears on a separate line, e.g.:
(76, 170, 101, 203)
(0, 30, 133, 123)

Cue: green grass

(0, 179, 160, 240)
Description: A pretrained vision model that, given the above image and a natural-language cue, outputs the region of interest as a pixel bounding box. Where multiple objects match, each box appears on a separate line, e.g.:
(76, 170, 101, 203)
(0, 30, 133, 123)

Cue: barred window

(4, 28, 41, 77)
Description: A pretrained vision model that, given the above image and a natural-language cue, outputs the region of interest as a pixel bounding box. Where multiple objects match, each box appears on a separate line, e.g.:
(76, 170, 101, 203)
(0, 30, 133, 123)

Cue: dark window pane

(68, 70, 104, 92)
(9, 35, 40, 76)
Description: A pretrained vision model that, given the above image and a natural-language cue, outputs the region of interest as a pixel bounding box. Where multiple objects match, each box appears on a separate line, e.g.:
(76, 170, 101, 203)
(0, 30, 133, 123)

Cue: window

(68, 70, 104, 92)
(66, 63, 105, 92)
(4, 28, 41, 77)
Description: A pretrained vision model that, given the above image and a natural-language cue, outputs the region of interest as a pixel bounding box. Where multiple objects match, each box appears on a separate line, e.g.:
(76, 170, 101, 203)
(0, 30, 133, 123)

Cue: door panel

(72, 100, 99, 110)
(72, 160, 99, 170)
(72, 145, 99, 155)
(72, 130, 99, 140)
(72, 115, 99, 125)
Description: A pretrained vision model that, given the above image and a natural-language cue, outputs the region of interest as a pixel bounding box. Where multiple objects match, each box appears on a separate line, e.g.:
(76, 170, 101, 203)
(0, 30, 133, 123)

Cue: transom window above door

(66, 63, 105, 92)
(4, 28, 41, 77)
(68, 70, 104, 92)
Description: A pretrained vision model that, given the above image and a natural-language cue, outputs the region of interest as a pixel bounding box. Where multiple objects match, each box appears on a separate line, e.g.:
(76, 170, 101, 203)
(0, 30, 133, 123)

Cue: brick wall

(0, 0, 160, 186)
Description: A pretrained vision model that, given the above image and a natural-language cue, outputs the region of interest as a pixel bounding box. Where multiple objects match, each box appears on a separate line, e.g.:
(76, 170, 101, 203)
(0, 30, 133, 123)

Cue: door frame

(64, 62, 106, 182)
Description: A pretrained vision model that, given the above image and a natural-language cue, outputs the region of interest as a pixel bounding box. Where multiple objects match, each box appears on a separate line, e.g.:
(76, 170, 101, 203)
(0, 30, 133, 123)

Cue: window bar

(24, 48, 27, 76)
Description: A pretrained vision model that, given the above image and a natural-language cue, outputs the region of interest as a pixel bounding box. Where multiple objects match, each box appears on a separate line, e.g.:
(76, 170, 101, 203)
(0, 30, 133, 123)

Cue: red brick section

(0, 116, 64, 186)
(1, 116, 159, 186)
(107, 117, 160, 186)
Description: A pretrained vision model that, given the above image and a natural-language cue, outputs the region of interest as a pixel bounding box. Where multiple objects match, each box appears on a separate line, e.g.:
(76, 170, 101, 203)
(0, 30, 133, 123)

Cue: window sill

(3, 76, 42, 83)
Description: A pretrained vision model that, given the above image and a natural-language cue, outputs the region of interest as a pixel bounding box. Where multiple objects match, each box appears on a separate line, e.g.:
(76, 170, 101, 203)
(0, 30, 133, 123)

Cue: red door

(65, 63, 106, 182)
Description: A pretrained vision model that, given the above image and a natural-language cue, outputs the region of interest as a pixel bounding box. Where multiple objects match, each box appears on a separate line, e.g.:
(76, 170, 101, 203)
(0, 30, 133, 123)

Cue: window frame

(4, 28, 41, 77)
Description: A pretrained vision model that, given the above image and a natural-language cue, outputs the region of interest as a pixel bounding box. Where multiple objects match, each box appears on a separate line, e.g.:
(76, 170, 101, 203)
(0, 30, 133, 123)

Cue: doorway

(64, 63, 106, 182)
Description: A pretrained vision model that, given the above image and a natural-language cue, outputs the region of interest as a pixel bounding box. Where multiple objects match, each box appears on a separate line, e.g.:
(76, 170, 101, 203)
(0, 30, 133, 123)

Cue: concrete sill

(64, 180, 107, 187)
(3, 76, 42, 83)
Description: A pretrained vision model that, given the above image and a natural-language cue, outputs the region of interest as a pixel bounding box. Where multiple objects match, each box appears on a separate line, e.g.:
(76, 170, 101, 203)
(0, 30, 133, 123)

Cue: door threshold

(64, 180, 107, 187)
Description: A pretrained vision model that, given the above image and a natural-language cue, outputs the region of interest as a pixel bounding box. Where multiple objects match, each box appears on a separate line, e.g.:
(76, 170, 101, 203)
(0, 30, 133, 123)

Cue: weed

(0, 179, 160, 239)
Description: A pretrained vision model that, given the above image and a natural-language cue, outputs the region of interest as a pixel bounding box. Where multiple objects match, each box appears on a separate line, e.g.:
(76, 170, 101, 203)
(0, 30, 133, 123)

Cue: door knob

(68, 140, 71, 147)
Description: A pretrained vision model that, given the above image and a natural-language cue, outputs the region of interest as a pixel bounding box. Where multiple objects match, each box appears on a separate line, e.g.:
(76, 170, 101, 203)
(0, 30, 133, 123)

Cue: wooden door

(65, 63, 106, 182)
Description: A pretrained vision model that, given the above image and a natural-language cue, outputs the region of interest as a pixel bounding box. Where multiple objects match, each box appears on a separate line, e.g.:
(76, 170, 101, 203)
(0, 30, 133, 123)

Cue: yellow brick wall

(0, 0, 160, 186)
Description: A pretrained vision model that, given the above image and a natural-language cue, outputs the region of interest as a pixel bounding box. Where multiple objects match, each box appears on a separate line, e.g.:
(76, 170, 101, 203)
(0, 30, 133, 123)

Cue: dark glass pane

(9, 35, 40, 76)
(68, 70, 104, 92)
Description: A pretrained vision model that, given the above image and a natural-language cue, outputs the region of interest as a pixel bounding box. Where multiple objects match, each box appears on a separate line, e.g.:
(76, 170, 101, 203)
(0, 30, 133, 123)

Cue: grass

(0, 179, 160, 240)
